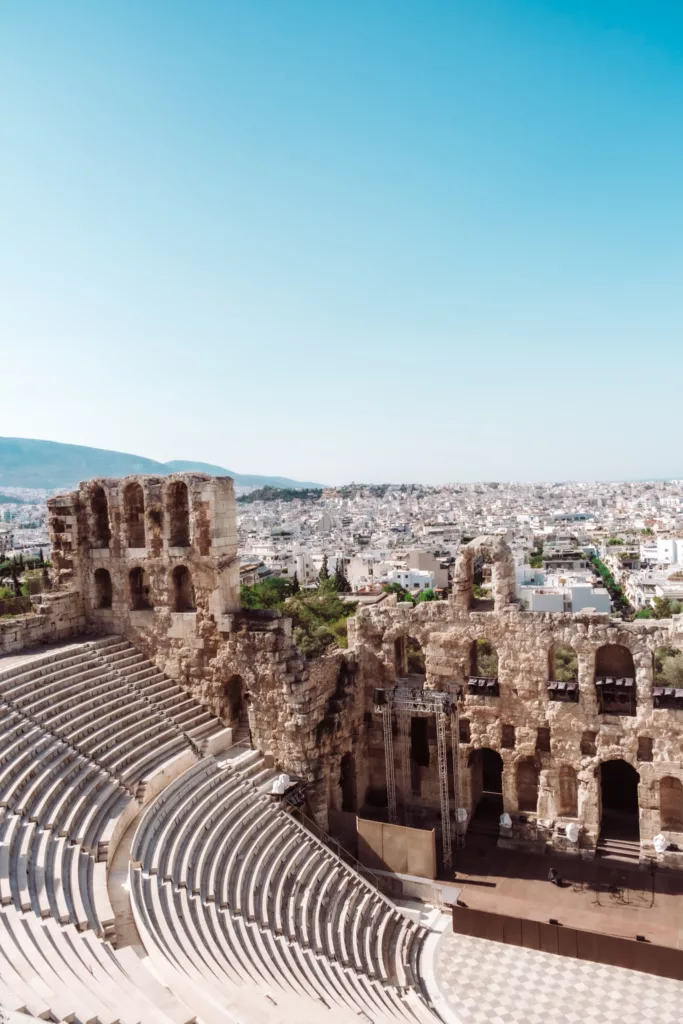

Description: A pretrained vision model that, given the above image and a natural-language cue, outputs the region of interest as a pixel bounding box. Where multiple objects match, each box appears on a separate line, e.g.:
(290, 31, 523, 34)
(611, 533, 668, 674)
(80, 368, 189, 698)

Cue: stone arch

(660, 777, 683, 831)
(548, 643, 579, 701)
(558, 765, 578, 817)
(171, 565, 196, 612)
(90, 485, 111, 549)
(168, 481, 190, 547)
(93, 568, 112, 609)
(595, 644, 635, 678)
(339, 752, 357, 813)
(595, 644, 636, 714)
(123, 482, 146, 548)
(516, 759, 539, 813)
(470, 637, 499, 678)
(452, 535, 516, 612)
(129, 566, 153, 611)
(549, 644, 578, 682)
(654, 645, 683, 688)
(406, 636, 425, 676)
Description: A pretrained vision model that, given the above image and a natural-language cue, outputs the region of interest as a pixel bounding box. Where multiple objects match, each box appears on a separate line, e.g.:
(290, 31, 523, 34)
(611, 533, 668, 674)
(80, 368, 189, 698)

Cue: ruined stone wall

(46, 474, 362, 830)
(0, 589, 85, 655)
(350, 537, 683, 865)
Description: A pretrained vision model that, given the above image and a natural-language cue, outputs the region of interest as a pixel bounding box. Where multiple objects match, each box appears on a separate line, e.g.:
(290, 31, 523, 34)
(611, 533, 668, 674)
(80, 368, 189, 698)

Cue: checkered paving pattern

(433, 931, 683, 1024)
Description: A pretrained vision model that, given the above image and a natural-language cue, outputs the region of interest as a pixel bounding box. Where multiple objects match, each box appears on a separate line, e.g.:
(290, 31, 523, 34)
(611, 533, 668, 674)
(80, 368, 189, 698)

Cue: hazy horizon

(2, 2, 682, 484)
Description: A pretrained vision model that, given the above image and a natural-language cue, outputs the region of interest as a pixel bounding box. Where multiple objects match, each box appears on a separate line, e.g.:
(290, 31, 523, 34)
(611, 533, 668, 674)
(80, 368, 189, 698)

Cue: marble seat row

(0, 796, 125, 939)
(132, 757, 433, 1024)
(91, 637, 230, 752)
(0, 646, 197, 798)
(0, 901, 192, 1024)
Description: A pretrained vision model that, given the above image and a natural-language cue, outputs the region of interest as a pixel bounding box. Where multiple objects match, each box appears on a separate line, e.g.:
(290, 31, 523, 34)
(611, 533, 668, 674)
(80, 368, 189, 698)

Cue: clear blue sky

(1, 1, 682, 484)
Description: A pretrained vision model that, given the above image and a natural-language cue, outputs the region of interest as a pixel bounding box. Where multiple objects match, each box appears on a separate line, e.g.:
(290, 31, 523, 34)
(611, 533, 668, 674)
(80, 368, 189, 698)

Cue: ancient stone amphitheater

(0, 635, 434, 1024)
(3, 471, 683, 1021)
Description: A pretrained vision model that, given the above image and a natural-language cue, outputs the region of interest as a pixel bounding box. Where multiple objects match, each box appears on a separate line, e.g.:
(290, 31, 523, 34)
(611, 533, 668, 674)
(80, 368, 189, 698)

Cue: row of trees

(588, 555, 631, 615)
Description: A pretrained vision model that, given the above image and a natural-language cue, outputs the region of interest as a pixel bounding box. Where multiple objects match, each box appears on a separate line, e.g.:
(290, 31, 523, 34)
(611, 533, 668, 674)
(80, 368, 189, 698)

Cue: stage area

(450, 844, 683, 950)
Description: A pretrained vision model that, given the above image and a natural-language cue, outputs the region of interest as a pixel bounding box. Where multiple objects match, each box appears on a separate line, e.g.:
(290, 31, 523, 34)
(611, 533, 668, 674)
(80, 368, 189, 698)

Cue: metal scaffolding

(451, 710, 464, 849)
(380, 703, 397, 824)
(374, 685, 461, 867)
(398, 710, 412, 827)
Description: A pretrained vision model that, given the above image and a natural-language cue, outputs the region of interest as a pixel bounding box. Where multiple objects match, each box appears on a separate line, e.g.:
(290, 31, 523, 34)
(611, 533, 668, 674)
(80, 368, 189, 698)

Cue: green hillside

(0, 437, 321, 490)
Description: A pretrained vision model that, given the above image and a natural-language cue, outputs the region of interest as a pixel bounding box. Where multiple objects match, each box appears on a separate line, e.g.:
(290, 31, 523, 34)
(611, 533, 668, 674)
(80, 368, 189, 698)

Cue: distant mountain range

(0, 438, 322, 490)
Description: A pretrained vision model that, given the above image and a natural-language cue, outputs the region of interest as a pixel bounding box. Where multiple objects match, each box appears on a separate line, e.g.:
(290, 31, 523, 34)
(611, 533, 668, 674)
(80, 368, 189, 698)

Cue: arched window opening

(124, 482, 146, 548)
(172, 565, 196, 612)
(654, 646, 683, 708)
(94, 568, 112, 609)
(516, 760, 539, 813)
(595, 645, 636, 715)
(600, 759, 639, 841)
(406, 636, 425, 676)
(558, 765, 578, 817)
(472, 553, 494, 610)
(339, 753, 357, 813)
(129, 567, 153, 611)
(90, 486, 111, 549)
(548, 644, 578, 702)
(660, 776, 683, 831)
(168, 481, 190, 547)
(468, 638, 499, 695)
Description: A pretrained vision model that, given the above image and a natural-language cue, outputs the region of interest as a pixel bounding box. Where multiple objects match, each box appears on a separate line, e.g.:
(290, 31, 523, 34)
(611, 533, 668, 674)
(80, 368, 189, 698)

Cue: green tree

(333, 560, 352, 594)
(416, 588, 438, 602)
(318, 554, 329, 584)
(382, 582, 413, 604)
(652, 596, 680, 619)
(291, 571, 300, 594)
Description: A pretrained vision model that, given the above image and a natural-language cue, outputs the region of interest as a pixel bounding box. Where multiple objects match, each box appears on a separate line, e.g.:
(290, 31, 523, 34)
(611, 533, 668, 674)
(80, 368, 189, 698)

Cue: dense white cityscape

(236, 479, 683, 616)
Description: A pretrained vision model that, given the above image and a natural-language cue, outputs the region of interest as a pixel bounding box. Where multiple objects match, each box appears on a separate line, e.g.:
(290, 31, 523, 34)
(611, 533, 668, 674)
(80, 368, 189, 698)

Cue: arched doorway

(171, 565, 196, 611)
(516, 759, 539, 813)
(224, 674, 249, 742)
(339, 753, 357, 813)
(94, 568, 112, 610)
(660, 777, 683, 831)
(599, 760, 640, 841)
(468, 748, 504, 833)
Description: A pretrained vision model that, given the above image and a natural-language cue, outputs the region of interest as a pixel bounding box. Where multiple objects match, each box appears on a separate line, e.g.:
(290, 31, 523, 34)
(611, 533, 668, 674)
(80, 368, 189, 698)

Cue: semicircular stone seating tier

(0, 637, 436, 1024)
(130, 752, 434, 1024)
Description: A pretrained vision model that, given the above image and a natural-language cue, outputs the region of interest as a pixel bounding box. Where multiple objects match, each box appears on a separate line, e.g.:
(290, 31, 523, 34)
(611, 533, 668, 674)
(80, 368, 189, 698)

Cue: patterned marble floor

(430, 930, 683, 1024)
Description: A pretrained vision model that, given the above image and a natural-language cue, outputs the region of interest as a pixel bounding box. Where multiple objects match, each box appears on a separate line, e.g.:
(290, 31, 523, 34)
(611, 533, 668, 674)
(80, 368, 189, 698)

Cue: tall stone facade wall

(350, 537, 683, 865)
